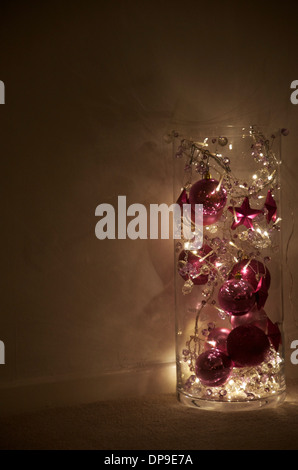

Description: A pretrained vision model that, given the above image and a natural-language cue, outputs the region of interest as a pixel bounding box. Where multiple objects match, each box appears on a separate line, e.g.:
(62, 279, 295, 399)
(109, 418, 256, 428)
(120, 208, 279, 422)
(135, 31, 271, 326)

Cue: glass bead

(202, 288, 211, 297)
(218, 266, 228, 277)
(256, 178, 264, 188)
(200, 265, 210, 275)
(182, 279, 193, 295)
(218, 310, 228, 320)
(196, 166, 204, 174)
(207, 225, 218, 234)
(211, 237, 222, 247)
(218, 136, 228, 146)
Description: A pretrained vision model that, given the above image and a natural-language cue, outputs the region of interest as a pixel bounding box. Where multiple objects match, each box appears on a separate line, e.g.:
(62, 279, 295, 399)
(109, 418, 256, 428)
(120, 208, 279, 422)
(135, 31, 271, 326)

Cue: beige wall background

(1, 0, 298, 412)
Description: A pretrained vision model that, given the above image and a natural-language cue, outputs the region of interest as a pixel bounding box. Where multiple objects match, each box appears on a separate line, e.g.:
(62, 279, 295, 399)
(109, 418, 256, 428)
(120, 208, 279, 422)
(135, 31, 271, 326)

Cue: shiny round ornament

(195, 349, 232, 387)
(189, 178, 227, 226)
(230, 306, 268, 332)
(178, 244, 216, 285)
(227, 324, 270, 367)
(229, 259, 271, 291)
(218, 279, 256, 316)
(204, 328, 231, 355)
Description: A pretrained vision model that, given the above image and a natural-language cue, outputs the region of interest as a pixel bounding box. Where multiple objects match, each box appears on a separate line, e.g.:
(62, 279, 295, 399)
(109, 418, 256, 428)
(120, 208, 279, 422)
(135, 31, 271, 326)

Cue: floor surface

(0, 384, 298, 450)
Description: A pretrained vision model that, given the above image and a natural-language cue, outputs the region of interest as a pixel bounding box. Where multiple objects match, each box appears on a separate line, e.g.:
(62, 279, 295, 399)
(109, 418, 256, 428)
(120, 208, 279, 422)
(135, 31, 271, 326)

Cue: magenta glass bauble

(230, 306, 268, 332)
(228, 259, 271, 291)
(189, 178, 227, 226)
(218, 279, 256, 316)
(178, 244, 216, 285)
(195, 349, 232, 387)
(204, 328, 231, 355)
(227, 324, 270, 367)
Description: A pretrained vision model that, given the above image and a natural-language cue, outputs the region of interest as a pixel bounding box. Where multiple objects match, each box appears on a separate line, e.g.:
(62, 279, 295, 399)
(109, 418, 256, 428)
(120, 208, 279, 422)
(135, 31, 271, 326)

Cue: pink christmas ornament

(228, 197, 263, 230)
(195, 349, 232, 387)
(230, 306, 268, 332)
(229, 259, 271, 291)
(204, 328, 231, 355)
(227, 324, 270, 367)
(218, 279, 256, 316)
(189, 177, 227, 226)
(178, 244, 216, 285)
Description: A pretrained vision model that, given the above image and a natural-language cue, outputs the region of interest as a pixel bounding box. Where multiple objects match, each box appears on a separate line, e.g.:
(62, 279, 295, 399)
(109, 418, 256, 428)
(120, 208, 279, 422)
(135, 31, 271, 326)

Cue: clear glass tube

(171, 125, 286, 411)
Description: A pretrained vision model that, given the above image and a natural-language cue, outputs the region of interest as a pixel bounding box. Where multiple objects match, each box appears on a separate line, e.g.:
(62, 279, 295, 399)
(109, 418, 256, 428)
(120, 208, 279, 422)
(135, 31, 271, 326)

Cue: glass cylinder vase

(171, 125, 286, 411)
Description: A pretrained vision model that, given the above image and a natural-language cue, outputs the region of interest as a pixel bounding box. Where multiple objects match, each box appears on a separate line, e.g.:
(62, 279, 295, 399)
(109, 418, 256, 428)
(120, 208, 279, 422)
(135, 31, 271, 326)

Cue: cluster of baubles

(176, 170, 281, 388)
(177, 175, 277, 232)
(194, 261, 280, 387)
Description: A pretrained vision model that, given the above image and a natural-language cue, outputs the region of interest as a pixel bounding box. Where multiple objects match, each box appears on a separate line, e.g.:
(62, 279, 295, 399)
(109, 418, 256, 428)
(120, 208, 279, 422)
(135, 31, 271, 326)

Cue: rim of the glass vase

(169, 123, 281, 139)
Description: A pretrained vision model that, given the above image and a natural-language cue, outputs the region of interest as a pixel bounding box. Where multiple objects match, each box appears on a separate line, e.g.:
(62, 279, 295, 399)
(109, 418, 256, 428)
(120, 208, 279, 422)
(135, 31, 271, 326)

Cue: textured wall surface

(1, 1, 298, 409)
